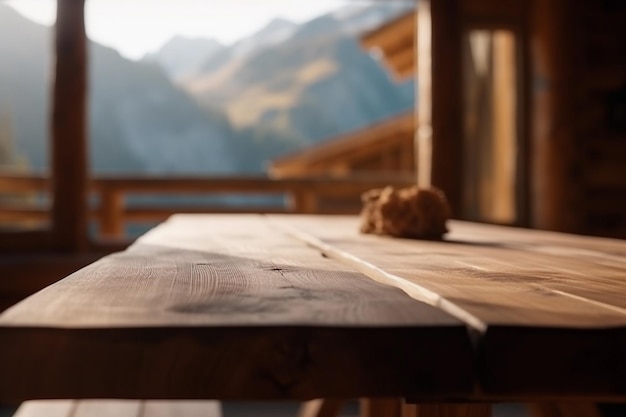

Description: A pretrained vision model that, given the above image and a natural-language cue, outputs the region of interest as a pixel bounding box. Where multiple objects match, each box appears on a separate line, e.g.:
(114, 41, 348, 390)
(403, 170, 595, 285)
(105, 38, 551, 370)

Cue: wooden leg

(401, 401, 491, 417)
(297, 399, 346, 417)
(527, 402, 602, 417)
(360, 398, 402, 417)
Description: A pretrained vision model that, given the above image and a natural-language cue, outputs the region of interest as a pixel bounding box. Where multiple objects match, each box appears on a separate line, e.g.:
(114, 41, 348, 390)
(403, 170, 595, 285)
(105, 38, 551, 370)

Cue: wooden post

(51, 0, 89, 252)
(99, 188, 124, 239)
(290, 190, 318, 214)
(530, 0, 582, 233)
(415, 4, 431, 187)
(418, 0, 463, 215)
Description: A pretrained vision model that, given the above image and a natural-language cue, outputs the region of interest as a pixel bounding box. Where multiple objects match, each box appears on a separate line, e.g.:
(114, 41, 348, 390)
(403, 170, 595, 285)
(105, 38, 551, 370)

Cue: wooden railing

(0, 173, 415, 240)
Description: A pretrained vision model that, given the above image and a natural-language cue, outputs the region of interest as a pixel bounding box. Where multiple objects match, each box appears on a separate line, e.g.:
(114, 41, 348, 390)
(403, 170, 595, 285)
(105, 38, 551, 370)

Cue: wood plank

(270, 215, 626, 398)
(12, 400, 221, 417)
(73, 400, 141, 417)
(92, 175, 415, 194)
(142, 400, 221, 417)
(13, 400, 75, 417)
(0, 175, 48, 193)
(385, 45, 416, 81)
(361, 11, 415, 56)
(274, 216, 626, 327)
(0, 215, 473, 402)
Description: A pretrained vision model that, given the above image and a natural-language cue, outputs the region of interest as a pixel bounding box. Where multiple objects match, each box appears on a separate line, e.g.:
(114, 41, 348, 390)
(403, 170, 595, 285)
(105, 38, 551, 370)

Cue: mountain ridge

(176, 3, 415, 144)
(1, 3, 415, 175)
(0, 4, 238, 174)
(142, 35, 224, 80)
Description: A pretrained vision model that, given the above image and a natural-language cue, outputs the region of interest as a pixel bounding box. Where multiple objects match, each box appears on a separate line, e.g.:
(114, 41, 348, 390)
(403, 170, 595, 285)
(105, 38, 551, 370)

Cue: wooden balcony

(0, 173, 415, 311)
(0, 173, 415, 241)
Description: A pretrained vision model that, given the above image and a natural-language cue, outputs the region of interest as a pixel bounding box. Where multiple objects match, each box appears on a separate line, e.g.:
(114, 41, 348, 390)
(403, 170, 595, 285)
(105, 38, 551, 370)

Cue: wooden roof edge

(270, 111, 415, 167)
(360, 9, 416, 49)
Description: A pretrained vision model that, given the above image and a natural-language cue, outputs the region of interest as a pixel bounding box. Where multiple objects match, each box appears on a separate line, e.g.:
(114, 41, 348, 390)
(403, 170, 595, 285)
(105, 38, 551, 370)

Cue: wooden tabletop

(0, 214, 625, 402)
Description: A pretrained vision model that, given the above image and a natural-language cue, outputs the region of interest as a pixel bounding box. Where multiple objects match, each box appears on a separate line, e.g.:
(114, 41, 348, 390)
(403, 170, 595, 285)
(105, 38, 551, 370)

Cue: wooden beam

(416, 0, 432, 187)
(422, 0, 464, 215)
(386, 44, 416, 81)
(529, 0, 583, 233)
(51, 0, 89, 252)
(361, 12, 415, 54)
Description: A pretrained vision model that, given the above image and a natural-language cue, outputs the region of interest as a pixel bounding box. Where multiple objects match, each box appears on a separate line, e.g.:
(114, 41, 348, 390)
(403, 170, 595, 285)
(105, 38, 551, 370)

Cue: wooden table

(1, 214, 625, 416)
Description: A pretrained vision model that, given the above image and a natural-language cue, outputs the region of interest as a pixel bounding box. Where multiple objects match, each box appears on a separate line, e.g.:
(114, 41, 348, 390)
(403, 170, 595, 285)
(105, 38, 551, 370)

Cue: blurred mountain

(0, 2, 415, 175)
(231, 17, 297, 58)
(143, 35, 224, 80)
(0, 4, 243, 174)
(180, 3, 415, 145)
(90, 47, 237, 174)
(176, 17, 299, 80)
(0, 4, 52, 172)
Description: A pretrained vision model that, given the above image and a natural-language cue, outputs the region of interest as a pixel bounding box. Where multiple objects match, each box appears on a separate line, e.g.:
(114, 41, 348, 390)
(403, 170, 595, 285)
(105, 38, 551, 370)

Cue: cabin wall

(577, 1, 626, 238)
(531, 1, 626, 238)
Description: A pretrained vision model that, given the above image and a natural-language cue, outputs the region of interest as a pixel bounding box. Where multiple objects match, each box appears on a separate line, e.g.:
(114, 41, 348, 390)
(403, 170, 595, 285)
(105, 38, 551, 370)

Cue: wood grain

(13, 400, 222, 417)
(13, 400, 76, 417)
(274, 216, 626, 325)
(405, 403, 491, 417)
(527, 402, 602, 417)
(141, 400, 221, 417)
(271, 215, 626, 398)
(0, 215, 472, 402)
(73, 400, 142, 417)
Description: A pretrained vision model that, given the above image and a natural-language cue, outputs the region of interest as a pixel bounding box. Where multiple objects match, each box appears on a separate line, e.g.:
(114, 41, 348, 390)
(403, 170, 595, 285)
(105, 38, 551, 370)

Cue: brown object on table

(360, 185, 450, 239)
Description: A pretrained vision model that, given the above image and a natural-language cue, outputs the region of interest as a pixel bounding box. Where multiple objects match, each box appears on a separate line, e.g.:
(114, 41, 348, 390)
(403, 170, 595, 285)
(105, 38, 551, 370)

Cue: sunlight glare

(4, 0, 348, 60)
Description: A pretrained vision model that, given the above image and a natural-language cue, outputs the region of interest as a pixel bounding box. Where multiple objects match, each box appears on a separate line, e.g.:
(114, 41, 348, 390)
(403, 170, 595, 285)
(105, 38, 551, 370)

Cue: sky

(4, 0, 348, 60)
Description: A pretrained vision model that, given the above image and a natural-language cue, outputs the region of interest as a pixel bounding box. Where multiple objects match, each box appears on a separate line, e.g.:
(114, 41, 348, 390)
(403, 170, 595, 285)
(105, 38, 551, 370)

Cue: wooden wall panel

(529, 0, 585, 233)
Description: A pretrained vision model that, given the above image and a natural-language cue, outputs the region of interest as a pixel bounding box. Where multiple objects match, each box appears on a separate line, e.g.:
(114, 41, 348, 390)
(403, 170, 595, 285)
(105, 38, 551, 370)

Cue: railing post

(100, 188, 124, 239)
(289, 190, 318, 214)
